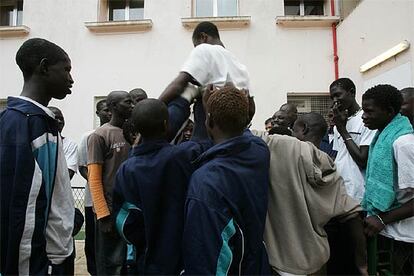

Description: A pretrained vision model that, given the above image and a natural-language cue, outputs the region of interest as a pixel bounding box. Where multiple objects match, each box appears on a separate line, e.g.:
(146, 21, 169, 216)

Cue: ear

(386, 106, 397, 117)
(206, 112, 214, 129)
(39, 58, 49, 75)
(302, 123, 310, 135)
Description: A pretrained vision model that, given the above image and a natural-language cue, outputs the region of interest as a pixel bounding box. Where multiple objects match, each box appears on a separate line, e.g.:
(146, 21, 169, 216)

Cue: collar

(15, 96, 55, 118)
(193, 134, 251, 165)
(132, 140, 170, 156)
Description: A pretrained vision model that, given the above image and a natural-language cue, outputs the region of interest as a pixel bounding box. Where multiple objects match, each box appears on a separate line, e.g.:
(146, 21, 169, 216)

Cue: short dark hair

(131, 99, 168, 138)
(362, 84, 402, 113)
(330, 77, 356, 95)
(129, 88, 147, 98)
(296, 112, 327, 141)
(207, 86, 249, 134)
(192, 21, 220, 41)
(16, 38, 68, 81)
(96, 99, 107, 112)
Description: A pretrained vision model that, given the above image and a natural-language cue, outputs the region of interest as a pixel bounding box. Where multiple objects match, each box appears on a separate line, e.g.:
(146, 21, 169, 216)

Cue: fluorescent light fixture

(360, 40, 410, 73)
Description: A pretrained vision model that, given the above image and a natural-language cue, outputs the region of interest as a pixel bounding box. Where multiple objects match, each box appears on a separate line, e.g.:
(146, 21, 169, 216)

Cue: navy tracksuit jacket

(183, 132, 271, 275)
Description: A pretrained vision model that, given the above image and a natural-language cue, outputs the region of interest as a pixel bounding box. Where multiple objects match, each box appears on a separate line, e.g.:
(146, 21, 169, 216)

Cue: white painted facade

(337, 0, 413, 98)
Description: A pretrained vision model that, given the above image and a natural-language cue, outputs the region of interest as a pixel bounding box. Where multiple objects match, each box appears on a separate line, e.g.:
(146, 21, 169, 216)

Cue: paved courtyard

(75, 240, 88, 275)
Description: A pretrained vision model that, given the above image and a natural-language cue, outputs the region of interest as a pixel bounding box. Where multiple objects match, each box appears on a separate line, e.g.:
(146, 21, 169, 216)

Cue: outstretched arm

(159, 72, 199, 104)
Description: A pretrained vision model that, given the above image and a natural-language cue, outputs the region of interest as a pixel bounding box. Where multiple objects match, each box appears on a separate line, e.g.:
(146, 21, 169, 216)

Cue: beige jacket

(252, 131, 361, 274)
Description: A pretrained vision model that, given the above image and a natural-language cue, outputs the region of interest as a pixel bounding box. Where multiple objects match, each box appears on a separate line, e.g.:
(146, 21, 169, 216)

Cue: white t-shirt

(381, 133, 414, 243)
(78, 130, 94, 207)
(62, 137, 78, 173)
(181, 43, 250, 90)
(333, 109, 377, 202)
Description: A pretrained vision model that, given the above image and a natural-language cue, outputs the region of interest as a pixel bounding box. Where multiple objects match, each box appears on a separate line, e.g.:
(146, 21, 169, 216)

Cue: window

(194, 0, 238, 17)
(108, 0, 144, 21)
(287, 93, 332, 121)
(284, 0, 324, 16)
(0, 0, 23, 26)
(0, 99, 7, 112)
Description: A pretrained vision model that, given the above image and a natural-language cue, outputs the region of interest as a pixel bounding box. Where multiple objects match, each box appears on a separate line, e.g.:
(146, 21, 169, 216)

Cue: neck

(20, 80, 51, 107)
(306, 135, 322, 149)
(141, 135, 166, 143)
(347, 101, 360, 117)
(109, 115, 125, 128)
(212, 131, 242, 145)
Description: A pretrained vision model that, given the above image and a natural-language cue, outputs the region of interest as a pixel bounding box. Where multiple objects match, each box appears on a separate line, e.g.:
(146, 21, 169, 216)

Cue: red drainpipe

(331, 0, 339, 80)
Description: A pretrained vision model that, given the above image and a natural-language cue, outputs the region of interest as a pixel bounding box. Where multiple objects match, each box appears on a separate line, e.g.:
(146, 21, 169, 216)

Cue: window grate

(287, 93, 332, 122)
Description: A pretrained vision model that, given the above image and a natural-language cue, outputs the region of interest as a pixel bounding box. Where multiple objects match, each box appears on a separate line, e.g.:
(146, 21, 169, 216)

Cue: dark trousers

(95, 217, 126, 275)
(325, 220, 360, 275)
(85, 207, 96, 275)
(378, 235, 413, 276)
(50, 250, 75, 275)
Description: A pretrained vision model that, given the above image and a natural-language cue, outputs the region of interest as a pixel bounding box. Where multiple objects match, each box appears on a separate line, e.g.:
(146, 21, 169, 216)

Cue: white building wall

(0, 0, 336, 139)
(337, 0, 414, 99)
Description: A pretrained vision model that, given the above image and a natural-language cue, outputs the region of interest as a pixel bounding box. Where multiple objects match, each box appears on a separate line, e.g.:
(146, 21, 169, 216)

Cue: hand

(98, 216, 114, 234)
(332, 102, 348, 132)
(357, 265, 369, 276)
(364, 216, 385, 237)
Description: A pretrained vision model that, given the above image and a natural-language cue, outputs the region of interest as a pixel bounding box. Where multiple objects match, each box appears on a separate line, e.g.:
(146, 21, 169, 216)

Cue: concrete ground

(75, 240, 88, 275)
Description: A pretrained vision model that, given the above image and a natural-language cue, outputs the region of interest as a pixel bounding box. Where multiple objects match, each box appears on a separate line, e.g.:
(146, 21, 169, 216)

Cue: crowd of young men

(1, 21, 413, 276)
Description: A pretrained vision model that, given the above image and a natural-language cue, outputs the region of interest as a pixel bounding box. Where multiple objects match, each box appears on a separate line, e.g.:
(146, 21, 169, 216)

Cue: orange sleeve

(88, 163, 110, 219)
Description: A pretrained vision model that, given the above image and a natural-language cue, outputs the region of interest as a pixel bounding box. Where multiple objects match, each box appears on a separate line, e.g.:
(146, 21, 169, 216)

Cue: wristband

(375, 215, 386, 226)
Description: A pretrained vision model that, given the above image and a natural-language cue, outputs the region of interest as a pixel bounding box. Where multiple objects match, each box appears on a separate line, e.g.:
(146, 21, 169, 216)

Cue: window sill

(275, 16, 340, 28)
(181, 16, 251, 29)
(0, 25, 30, 38)
(84, 19, 152, 33)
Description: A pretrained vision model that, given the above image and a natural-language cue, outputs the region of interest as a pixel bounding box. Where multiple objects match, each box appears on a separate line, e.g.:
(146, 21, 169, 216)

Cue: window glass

(284, 0, 300, 15)
(109, 0, 126, 21)
(196, 0, 213, 17)
(0, 3, 14, 26)
(217, 0, 237, 16)
(17, 0, 22, 25)
(129, 0, 144, 20)
(304, 0, 324, 15)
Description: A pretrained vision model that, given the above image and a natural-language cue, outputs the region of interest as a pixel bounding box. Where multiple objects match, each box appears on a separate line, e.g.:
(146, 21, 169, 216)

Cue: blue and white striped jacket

(0, 97, 74, 275)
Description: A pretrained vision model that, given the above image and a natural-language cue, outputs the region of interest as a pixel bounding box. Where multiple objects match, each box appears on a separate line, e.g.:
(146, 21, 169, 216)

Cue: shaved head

(279, 103, 298, 128)
(106, 91, 129, 109)
(293, 112, 327, 146)
(106, 90, 133, 119)
(131, 98, 168, 139)
(130, 88, 148, 104)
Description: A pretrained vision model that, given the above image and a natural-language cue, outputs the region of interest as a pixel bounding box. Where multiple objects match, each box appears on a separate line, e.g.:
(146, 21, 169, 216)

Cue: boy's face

(96, 103, 112, 124)
(362, 98, 391, 130)
(272, 110, 289, 128)
(115, 94, 134, 120)
(330, 86, 354, 111)
(47, 57, 74, 100)
(400, 93, 414, 119)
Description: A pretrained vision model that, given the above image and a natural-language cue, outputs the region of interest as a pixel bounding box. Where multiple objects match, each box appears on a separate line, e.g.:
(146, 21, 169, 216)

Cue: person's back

(183, 87, 270, 275)
(182, 43, 249, 89)
(113, 99, 206, 274)
(0, 38, 75, 275)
